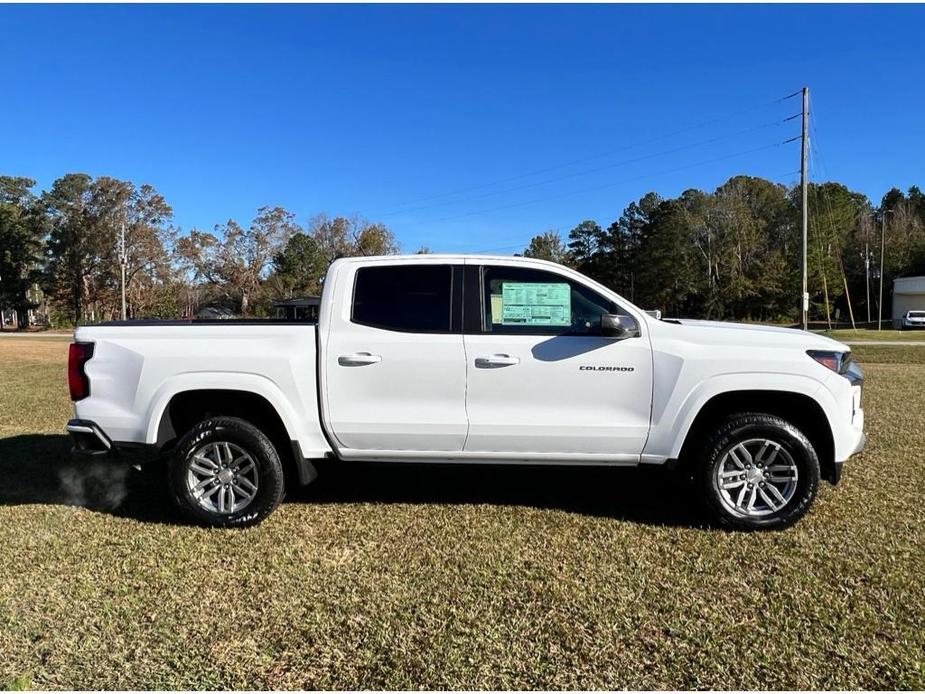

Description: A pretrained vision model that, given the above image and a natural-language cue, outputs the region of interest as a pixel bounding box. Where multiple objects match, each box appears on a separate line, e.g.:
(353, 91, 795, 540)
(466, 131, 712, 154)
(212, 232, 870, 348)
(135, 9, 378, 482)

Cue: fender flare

(645, 372, 837, 460)
(144, 372, 306, 448)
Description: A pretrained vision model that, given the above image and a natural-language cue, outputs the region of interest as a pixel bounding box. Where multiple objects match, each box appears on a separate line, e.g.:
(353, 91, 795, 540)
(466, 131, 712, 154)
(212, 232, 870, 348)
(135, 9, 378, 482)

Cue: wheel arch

(676, 389, 836, 483)
(153, 387, 317, 486)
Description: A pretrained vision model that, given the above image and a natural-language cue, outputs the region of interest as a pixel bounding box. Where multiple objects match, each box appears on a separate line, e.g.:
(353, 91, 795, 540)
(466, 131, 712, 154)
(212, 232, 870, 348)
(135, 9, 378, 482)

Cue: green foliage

(41, 174, 176, 324)
(634, 197, 700, 316)
(4, 168, 925, 324)
(537, 177, 925, 322)
(4, 673, 33, 691)
(566, 219, 605, 279)
(271, 232, 324, 298)
(0, 177, 45, 328)
(523, 231, 570, 265)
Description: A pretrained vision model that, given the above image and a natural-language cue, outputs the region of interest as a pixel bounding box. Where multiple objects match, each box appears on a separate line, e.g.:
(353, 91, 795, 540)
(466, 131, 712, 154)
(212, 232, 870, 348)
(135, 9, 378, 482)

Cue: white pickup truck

(66, 255, 865, 530)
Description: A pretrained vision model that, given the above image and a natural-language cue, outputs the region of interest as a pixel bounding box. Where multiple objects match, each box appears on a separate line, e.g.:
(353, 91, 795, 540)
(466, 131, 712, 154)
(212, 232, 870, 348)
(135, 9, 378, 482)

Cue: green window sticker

(500, 282, 571, 326)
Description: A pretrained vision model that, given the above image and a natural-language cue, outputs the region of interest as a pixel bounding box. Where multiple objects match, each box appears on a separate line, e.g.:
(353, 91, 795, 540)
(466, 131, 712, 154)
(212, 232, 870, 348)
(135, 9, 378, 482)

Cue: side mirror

(601, 313, 640, 339)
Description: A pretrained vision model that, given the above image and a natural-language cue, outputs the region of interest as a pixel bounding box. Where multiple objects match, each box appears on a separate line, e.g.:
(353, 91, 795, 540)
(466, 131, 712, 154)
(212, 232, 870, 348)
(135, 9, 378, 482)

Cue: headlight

(807, 350, 863, 385)
(806, 349, 850, 373)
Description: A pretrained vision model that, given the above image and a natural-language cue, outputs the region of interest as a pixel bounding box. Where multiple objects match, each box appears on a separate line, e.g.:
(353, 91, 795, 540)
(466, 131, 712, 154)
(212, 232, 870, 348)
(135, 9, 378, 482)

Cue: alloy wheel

(715, 438, 799, 518)
(185, 441, 259, 515)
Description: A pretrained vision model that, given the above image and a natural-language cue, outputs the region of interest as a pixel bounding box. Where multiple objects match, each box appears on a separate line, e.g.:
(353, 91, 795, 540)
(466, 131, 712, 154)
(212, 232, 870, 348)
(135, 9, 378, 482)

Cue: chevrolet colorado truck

(66, 255, 865, 529)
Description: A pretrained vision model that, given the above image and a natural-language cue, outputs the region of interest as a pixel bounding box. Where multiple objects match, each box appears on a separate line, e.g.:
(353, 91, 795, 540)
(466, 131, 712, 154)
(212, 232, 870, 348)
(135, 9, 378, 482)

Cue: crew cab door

(462, 262, 653, 460)
(321, 260, 468, 456)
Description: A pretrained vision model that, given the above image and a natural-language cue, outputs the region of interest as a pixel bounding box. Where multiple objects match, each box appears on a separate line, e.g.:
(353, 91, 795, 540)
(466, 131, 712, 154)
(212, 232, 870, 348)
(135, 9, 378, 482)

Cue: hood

(671, 318, 849, 351)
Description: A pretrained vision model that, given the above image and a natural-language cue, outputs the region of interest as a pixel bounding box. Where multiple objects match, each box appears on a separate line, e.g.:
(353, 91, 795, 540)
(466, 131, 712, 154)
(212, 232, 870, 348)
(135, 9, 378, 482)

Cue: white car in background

(900, 310, 925, 329)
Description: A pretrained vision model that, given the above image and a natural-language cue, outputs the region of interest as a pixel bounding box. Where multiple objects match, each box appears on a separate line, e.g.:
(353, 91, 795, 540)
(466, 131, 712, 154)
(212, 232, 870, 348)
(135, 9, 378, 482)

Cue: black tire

(696, 413, 820, 530)
(169, 416, 285, 528)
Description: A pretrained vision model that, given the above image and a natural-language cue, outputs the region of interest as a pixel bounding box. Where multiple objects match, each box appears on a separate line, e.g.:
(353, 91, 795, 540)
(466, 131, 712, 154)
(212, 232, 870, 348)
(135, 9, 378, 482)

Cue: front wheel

(169, 416, 285, 527)
(697, 413, 820, 530)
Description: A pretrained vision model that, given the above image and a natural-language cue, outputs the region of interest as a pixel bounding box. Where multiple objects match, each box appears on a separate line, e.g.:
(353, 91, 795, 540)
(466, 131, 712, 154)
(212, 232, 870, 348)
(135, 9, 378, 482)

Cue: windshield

(908, 311, 925, 318)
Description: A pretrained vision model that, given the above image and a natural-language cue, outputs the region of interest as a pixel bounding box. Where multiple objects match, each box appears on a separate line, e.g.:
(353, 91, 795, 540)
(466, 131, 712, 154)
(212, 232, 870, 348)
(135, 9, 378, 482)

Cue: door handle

(338, 352, 382, 366)
(475, 354, 520, 368)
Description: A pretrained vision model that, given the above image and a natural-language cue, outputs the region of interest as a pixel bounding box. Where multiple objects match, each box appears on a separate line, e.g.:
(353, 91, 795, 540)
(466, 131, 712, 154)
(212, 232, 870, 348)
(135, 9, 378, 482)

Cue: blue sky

(2, 4, 923, 253)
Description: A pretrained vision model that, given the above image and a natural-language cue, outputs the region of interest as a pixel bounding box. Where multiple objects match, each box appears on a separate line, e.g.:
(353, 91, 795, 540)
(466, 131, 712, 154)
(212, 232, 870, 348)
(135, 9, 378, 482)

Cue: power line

(364, 92, 801, 218)
(461, 170, 803, 255)
(423, 140, 790, 226)
(376, 119, 790, 219)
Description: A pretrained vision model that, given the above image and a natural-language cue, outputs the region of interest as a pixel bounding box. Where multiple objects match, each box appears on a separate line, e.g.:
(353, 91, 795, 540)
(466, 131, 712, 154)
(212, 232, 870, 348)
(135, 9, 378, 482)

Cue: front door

(463, 263, 653, 460)
(324, 262, 468, 455)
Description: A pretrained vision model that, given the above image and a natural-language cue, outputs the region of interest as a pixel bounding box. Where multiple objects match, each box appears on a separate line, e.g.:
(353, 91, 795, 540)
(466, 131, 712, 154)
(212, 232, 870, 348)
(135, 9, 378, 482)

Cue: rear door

(322, 260, 468, 456)
(462, 261, 653, 460)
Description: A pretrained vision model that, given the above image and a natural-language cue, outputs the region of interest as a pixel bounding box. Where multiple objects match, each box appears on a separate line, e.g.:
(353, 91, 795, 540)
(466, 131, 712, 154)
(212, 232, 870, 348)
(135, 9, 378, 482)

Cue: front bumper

(829, 413, 866, 485)
(849, 429, 867, 457)
(66, 419, 115, 456)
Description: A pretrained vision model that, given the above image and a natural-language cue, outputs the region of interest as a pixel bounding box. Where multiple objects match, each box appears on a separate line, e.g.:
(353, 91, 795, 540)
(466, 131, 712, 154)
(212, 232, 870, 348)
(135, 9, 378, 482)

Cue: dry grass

(0, 338, 923, 689)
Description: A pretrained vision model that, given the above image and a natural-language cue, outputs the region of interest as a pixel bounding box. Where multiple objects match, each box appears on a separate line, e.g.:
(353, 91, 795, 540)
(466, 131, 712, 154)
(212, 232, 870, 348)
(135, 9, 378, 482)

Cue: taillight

(68, 342, 94, 401)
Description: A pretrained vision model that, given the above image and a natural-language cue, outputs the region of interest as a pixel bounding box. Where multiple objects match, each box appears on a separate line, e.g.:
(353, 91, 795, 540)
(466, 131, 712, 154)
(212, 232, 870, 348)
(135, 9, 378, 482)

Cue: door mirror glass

(601, 313, 639, 339)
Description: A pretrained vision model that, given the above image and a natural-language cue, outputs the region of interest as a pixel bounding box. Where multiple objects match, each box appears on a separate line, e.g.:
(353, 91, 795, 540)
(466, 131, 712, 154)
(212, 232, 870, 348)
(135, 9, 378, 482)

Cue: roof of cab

(331, 253, 566, 267)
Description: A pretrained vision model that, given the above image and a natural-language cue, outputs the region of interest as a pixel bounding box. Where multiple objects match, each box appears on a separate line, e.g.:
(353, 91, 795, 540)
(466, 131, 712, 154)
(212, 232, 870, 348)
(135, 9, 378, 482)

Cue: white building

(893, 276, 925, 327)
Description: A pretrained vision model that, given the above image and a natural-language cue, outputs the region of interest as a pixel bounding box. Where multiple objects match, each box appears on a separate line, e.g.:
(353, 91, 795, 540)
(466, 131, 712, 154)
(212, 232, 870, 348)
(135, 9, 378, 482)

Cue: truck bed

(72, 323, 331, 458)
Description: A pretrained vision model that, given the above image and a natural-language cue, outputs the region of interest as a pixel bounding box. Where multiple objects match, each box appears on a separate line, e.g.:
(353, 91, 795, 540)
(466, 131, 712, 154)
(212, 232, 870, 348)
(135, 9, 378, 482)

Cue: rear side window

(352, 265, 453, 333)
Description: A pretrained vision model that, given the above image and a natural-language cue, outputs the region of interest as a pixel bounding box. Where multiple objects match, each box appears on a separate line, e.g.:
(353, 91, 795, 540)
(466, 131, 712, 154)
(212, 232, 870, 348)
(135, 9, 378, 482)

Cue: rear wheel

(697, 413, 820, 530)
(169, 416, 285, 527)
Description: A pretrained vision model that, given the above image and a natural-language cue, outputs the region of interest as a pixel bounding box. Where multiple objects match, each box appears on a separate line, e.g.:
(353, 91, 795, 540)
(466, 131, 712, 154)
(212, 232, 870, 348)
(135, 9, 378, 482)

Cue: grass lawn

(1, 339, 923, 689)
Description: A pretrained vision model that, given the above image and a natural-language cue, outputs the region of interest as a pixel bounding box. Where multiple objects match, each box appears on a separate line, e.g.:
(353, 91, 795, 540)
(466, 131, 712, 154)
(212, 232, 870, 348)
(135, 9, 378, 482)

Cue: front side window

(481, 266, 617, 335)
(352, 265, 452, 332)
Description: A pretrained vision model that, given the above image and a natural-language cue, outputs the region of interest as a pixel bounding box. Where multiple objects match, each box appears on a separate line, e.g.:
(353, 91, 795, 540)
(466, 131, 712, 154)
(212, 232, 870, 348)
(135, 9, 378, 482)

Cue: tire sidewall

(169, 417, 284, 527)
(700, 415, 820, 530)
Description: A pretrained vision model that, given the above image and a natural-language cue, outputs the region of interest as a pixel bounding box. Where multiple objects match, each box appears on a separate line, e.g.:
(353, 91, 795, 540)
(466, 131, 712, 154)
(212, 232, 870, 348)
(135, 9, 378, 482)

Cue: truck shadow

(0, 434, 174, 523)
(0, 434, 706, 528)
(295, 460, 706, 528)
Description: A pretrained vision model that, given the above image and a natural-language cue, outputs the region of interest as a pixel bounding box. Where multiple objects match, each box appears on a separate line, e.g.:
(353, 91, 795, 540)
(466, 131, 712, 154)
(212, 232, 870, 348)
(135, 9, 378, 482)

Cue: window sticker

(490, 294, 504, 324)
(500, 282, 571, 326)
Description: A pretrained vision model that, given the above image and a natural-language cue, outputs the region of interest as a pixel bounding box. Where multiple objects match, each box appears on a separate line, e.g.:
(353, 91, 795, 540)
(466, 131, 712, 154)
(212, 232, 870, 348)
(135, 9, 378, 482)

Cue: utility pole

(800, 86, 810, 331)
(878, 210, 891, 331)
(865, 242, 871, 324)
(119, 220, 127, 321)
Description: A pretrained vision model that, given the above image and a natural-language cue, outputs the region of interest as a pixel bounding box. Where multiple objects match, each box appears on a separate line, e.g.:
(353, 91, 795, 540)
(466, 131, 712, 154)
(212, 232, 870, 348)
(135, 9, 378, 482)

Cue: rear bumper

(66, 419, 115, 456)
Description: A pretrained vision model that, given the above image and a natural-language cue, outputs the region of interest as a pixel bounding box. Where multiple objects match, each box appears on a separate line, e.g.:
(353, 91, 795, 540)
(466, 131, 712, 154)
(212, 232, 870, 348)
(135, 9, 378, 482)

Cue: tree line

(523, 176, 925, 324)
(0, 173, 400, 327)
(1, 171, 923, 327)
